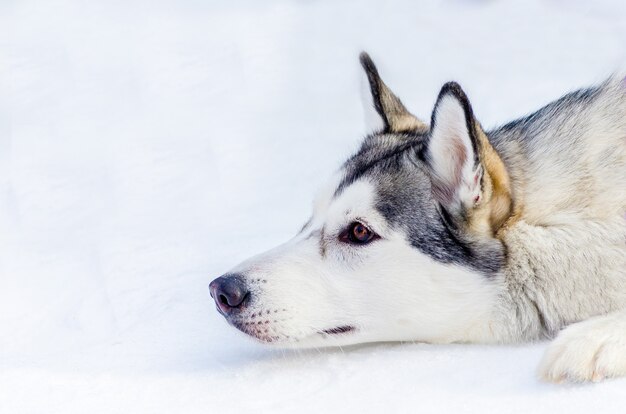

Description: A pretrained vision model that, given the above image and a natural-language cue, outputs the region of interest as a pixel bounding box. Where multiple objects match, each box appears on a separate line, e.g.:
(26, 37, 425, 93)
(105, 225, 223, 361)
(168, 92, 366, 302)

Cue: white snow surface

(1, 0, 626, 412)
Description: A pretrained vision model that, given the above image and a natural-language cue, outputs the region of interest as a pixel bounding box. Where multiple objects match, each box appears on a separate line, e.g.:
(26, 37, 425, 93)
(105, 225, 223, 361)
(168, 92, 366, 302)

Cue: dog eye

(339, 222, 378, 245)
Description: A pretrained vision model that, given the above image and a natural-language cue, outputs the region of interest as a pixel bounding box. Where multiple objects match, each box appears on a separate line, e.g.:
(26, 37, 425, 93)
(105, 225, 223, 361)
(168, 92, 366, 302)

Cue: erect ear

(359, 52, 427, 134)
(425, 82, 512, 234)
(426, 82, 482, 212)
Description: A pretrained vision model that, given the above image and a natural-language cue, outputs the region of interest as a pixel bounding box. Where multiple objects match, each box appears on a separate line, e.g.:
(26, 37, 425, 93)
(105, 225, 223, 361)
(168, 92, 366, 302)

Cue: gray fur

(340, 71, 626, 344)
(337, 133, 505, 275)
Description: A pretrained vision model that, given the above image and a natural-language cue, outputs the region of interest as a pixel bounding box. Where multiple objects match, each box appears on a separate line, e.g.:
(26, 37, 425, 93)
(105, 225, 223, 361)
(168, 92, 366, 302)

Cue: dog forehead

(306, 133, 431, 234)
(311, 173, 378, 222)
(327, 178, 377, 218)
(312, 134, 428, 220)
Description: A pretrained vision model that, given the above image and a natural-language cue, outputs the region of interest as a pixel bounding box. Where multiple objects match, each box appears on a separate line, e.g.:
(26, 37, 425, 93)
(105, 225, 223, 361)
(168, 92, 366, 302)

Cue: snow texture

(1, 0, 626, 412)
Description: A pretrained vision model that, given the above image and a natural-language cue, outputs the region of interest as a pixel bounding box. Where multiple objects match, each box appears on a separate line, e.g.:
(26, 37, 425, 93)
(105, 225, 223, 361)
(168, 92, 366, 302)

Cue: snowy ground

(1, 0, 626, 412)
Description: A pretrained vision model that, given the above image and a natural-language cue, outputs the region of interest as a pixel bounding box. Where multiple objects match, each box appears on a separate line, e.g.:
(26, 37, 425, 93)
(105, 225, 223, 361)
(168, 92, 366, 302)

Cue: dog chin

(229, 319, 288, 344)
(231, 319, 360, 347)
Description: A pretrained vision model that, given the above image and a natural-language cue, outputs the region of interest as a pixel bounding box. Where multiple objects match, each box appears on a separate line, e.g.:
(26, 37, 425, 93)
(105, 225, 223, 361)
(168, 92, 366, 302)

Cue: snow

(1, 0, 625, 412)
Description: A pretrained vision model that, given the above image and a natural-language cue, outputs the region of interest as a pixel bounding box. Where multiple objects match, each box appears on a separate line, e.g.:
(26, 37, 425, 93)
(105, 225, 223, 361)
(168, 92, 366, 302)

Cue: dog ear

(425, 82, 514, 236)
(359, 52, 427, 134)
(425, 82, 486, 218)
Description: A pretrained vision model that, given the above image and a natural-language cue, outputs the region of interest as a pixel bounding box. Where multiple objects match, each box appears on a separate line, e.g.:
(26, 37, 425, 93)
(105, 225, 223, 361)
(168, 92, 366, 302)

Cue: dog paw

(538, 314, 626, 383)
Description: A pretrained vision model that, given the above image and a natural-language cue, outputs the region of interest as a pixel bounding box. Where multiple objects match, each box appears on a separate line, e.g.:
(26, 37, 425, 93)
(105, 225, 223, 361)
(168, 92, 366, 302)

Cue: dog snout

(209, 274, 249, 316)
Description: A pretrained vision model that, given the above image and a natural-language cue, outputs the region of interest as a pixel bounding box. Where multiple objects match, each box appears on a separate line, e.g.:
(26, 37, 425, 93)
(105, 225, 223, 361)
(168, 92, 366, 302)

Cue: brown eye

(339, 222, 378, 245)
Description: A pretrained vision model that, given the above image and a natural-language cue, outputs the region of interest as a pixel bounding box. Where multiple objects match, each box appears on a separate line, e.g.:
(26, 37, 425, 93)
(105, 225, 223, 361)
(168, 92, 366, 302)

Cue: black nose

(209, 274, 249, 316)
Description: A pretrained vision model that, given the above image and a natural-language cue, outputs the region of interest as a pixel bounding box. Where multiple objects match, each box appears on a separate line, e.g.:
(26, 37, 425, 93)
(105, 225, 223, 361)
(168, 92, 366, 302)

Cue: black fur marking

(335, 132, 425, 197)
(322, 325, 355, 335)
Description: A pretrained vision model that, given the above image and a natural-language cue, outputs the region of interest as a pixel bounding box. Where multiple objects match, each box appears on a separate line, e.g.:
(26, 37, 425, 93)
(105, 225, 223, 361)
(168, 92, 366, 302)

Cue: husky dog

(210, 53, 626, 383)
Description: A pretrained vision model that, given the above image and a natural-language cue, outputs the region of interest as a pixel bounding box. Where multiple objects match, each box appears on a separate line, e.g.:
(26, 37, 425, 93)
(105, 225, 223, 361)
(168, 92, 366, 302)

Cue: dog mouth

(321, 325, 355, 335)
(228, 315, 357, 343)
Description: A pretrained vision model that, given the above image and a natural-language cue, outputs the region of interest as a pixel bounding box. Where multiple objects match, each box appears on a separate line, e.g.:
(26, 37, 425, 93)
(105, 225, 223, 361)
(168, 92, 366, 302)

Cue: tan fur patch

(378, 81, 428, 133)
(467, 124, 515, 237)
(389, 114, 428, 133)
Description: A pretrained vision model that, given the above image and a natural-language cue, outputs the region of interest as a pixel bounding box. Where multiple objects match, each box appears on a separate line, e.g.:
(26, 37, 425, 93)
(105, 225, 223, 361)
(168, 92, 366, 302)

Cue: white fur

(538, 310, 626, 382)
(229, 178, 497, 347)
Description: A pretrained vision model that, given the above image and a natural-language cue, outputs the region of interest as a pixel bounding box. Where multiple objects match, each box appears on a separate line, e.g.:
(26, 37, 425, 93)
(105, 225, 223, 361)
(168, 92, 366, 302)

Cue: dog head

(210, 53, 512, 347)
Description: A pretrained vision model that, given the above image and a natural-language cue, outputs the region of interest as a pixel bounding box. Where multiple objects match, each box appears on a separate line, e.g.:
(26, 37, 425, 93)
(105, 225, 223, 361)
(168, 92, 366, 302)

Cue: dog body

(210, 54, 626, 382)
